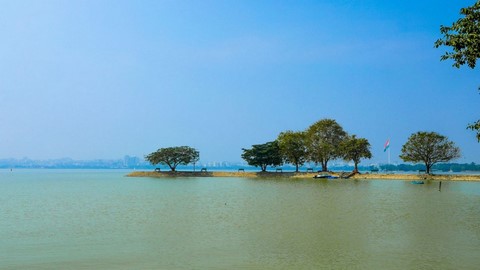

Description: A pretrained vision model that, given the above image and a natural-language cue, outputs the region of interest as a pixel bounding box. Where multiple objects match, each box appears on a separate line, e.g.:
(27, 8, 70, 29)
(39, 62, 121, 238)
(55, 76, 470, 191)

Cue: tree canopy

(399, 131, 461, 174)
(435, 1, 480, 69)
(145, 146, 199, 171)
(468, 117, 480, 142)
(435, 1, 480, 140)
(241, 141, 283, 172)
(242, 118, 373, 173)
(277, 130, 307, 172)
(341, 135, 372, 173)
(305, 119, 347, 172)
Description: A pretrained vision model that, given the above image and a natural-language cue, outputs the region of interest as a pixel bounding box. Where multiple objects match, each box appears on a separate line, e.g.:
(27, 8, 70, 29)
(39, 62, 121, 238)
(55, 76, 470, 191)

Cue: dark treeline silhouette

(376, 162, 480, 173)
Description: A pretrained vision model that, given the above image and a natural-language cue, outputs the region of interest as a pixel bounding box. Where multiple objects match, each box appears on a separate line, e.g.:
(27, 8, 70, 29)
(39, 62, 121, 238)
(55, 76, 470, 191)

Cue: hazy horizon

(1, 0, 479, 164)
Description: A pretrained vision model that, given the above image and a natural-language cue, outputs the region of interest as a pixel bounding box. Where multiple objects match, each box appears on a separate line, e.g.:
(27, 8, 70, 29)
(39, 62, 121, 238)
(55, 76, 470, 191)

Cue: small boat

(314, 174, 338, 179)
(411, 180, 424, 185)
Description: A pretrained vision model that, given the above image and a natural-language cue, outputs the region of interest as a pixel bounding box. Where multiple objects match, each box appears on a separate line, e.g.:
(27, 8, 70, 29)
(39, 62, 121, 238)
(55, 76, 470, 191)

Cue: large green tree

(399, 131, 461, 174)
(340, 135, 372, 173)
(305, 119, 347, 172)
(145, 146, 200, 171)
(241, 141, 283, 172)
(435, 1, 480, 140)
(277, 130, 307, 172)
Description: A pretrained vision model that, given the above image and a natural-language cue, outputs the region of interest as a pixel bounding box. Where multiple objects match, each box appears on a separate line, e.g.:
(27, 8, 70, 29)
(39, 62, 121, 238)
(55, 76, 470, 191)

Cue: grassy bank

(127, 171, 304, 178)
(127, 171, 480, 181)
(350, 173, 480, 181)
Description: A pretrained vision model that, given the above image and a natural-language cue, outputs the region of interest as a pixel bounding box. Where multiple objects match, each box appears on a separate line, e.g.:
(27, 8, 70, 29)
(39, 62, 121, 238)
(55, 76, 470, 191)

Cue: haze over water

(1, 170, 480, 269)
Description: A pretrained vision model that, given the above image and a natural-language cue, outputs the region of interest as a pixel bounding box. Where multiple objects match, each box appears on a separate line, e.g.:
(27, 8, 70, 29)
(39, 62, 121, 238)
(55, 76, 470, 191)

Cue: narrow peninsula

(127, 171, 480, 181)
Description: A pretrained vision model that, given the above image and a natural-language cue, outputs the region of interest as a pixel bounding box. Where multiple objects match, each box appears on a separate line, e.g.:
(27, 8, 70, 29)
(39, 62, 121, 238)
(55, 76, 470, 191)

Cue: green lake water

(1, 169, 480, 269)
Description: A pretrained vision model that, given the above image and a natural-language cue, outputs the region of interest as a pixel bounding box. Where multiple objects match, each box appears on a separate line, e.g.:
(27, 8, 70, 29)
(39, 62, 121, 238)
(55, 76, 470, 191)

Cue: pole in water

(439, 181, 442, 192)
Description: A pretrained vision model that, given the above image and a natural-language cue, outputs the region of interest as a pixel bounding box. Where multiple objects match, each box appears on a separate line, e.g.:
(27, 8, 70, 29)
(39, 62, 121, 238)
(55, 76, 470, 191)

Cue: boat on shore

(313, 174, 339, 179)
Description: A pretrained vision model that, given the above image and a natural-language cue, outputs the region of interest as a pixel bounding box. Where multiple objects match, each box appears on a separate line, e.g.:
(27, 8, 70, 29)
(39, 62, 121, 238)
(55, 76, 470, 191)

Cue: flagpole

(388, 147, 390, 165)
(384, 139, 391, 170)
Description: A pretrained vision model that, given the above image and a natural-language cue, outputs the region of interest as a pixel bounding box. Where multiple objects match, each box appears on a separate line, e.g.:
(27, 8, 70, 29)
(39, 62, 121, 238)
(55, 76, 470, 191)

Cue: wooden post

(439, 181, 442, 192)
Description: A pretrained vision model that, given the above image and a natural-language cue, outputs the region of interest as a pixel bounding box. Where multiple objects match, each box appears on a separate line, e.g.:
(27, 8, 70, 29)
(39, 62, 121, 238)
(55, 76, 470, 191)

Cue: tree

(340, 135, 372, 173)
(191, 151, 200, 172)
(241, 141, 283, 172)
(145, 146, 200, 172)
(277, 130, 307, 172)
(305, 119, 347, 172)
(399, 131, 461, 174)
(468, 117, 480, 141)
(434, 1, 480, 69)
(467, 86, 480, 142)
(435, 2, 480, 139)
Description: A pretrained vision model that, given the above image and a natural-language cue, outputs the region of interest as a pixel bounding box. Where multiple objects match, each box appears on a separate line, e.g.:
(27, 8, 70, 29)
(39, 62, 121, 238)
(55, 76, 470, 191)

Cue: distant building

(123, 155, 140, 168)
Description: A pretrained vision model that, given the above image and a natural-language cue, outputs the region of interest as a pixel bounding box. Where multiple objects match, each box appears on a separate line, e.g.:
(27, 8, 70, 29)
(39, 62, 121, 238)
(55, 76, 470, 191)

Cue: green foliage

(145, 146, 200, 171)
(305, 119, 347, 172)
(340, 135, 372, 173)
(241, 141, 283, 171)
(435, 2, 480, 140)
(399, 131, 461, 174)
(277, 131, 307, 172)
(435, 1, 480, 69)
(467, 87, 480, 141)
(467, 119, 480, 141)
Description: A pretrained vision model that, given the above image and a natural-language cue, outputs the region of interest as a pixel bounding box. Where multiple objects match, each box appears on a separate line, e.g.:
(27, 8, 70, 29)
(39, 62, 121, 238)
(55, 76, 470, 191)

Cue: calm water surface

(1, 170, 480, 269)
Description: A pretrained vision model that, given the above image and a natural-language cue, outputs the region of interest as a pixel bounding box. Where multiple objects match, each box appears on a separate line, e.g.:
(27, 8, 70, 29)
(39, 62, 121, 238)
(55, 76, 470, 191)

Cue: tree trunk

(321, 161, 328, 172)
(426, 163, 431, 175)
(261, 164, 267, 172)
(295, 163, 299, 172)
(353, 162, 359, 173)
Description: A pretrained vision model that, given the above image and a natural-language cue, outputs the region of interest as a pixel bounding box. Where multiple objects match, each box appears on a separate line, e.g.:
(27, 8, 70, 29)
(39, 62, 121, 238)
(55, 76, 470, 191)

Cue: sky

(0, 0, 479, 165)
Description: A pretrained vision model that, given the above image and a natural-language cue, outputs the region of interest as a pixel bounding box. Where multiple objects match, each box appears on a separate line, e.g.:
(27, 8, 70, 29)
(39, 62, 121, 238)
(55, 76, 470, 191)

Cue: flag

(384, 139, 390, 152)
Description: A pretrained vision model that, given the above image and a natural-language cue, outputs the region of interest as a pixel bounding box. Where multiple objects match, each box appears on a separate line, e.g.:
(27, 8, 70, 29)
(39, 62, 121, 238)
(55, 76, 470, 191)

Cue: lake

(1, 169, 480, 269)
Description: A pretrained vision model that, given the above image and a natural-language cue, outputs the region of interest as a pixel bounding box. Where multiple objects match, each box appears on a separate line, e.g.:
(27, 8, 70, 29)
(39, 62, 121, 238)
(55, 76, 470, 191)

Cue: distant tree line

(241, 118, 372, 173)
(378, 163, 480, 173)
(241, 119, 461, 174)
(145, 122, 461, 175)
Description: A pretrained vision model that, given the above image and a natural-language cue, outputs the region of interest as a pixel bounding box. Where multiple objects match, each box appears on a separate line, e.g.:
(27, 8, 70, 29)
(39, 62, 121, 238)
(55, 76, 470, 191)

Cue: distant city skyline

(3, 155, 480, 172)
(1, 0, 479, 164)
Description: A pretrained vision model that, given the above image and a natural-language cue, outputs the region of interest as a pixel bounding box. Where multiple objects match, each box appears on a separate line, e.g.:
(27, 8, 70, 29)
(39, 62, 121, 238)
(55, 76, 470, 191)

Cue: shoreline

(126, 171, 480, 181)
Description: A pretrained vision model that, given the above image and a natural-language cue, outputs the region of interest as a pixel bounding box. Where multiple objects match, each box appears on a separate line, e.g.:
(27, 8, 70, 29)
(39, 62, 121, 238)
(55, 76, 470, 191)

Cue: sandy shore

(127, 171, 480, 181)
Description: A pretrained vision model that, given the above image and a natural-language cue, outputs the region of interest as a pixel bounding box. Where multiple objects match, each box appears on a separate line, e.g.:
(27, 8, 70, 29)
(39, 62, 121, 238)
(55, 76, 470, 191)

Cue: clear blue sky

(1, 0, 479, 165)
